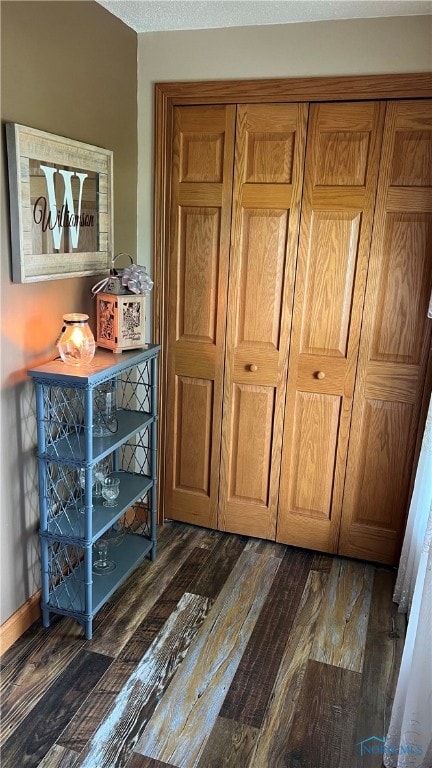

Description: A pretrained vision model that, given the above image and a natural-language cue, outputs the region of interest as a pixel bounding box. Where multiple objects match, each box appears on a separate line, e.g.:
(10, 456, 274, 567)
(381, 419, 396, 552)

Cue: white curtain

(384, 395, 432, 767)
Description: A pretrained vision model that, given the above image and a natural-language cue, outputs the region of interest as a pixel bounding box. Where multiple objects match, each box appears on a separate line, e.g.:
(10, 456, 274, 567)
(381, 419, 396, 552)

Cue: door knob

(316, 371, 326, 380)
(249, 364, 258, 372)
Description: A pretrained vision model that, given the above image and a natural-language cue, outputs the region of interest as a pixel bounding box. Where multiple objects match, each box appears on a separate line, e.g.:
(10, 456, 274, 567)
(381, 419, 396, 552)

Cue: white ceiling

(96, 0, 432, 33)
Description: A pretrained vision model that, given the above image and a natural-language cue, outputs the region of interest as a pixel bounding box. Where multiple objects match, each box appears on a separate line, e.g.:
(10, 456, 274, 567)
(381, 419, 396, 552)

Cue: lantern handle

(91, 253, 135, 296)
(111, 252, 134, 275)
(91, 277, 111, 296)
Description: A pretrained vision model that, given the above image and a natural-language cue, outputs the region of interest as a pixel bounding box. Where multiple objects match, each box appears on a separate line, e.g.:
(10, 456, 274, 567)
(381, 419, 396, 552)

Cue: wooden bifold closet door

(339, 100, 432, 564)
(218, 103, 308, 539)
(164, 105, 235, 527)
(276, 101, 385, 553)
(163, 95, 432, 565)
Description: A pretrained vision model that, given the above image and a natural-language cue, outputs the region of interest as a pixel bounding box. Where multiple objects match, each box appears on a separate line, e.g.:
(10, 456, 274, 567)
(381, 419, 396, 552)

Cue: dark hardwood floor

(0, 522, 405, 768)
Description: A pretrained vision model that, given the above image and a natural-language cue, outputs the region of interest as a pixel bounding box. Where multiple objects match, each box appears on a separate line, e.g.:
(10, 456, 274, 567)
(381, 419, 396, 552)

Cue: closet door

(219, 103, 308, 538)
(277, 102, 385, 553)
(339, 100, 432, 565)
(164, 106, 235, 527)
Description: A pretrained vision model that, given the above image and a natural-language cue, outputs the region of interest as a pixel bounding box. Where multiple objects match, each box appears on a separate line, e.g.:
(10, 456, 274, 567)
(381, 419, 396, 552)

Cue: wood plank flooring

(0, 522, 405, 768)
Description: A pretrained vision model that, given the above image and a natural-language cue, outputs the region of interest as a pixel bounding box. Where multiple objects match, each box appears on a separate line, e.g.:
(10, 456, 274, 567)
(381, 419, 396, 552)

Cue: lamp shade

(58, 313, 96, 366)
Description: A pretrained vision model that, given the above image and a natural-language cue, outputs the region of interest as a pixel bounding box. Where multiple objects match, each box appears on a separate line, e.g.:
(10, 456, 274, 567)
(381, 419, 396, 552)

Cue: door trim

(153, 73, 432, 522)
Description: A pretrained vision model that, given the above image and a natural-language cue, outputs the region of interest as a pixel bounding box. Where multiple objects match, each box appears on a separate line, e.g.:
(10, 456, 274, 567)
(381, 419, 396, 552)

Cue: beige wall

(137, 14, 432, 287)
(0, 1, 137, 623)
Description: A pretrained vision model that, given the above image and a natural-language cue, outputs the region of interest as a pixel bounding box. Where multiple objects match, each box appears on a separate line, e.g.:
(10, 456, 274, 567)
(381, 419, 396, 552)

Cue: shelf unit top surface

(28, 345, 160, 385)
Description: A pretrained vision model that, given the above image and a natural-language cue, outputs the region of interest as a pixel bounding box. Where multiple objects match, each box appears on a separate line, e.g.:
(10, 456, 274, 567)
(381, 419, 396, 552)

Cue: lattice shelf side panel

(118, 360, 152, 413)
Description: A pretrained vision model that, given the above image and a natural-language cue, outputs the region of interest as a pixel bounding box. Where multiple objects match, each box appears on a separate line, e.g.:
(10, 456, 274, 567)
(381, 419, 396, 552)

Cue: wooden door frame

(153, 72, 432, 522)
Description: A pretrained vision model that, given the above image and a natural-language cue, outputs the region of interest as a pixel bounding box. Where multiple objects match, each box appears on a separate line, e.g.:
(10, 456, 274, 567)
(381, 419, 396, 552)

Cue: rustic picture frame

(6, 123, 113, 283)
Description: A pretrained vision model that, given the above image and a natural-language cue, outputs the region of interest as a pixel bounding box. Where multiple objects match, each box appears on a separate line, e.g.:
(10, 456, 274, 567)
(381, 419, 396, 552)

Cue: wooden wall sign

(6, 123, 113, 283)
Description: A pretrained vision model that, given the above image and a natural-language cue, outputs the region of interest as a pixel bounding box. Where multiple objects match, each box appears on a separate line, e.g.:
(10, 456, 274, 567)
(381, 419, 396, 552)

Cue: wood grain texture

(155, 74, 432, 105)
(1, 615, 85, 744)
(87, 524, 209, 656)
(164, 105, 235, 529)
(156, 80, 430, 565)
(1, 610, 67, 673)
(134, 550, 279, 767)
(59, 543, 216, 753)
(227, 383, 275, 505)
(310, 558, 374, 673)
(285, 659, 362, 768)
(118, 544, 214, 664)
(38, 745, 79, 768)
(219, 102, 308, 540)
(310, 552, 333, 572)
(188, 532, 247, 599)
(285, 391, 341, 517)
(220, 548, 313, 727)
(58, 660, 133, 753)
(155, 81, 431, 541)
(244, 537, 286, 559)
(125, 756, 176, 768)
(339, 99, 432, 565)
(0, 525, 406, 768)
(79, 593, 212, 768)
(251, 569, 329, 767)
(277, 100, 385, 555)
(197, 717, 259, 767)
(365, 361, 419, 403)
(344, 400, 415, 531)
(352, 568, 406, 768)
(1, 650, 111, 768)
(175, 376, 214, 495)
(194, 528, 222, 550)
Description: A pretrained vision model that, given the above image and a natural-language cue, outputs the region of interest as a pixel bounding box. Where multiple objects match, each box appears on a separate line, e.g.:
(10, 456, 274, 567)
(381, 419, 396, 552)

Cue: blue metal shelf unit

(28, 345, 160, 639)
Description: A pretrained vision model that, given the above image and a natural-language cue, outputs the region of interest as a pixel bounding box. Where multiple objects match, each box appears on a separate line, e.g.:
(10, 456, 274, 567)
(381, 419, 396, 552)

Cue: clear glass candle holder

(58, 313, 95, 366)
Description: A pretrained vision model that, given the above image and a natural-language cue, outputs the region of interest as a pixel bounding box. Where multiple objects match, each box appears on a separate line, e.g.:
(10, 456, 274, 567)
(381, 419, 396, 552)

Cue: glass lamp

(58, 313, 96, 366)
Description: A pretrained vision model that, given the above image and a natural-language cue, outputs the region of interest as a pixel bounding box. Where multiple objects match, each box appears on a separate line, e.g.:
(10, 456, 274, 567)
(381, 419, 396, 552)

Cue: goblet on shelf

(92, 539, 116, 574)
(101, 476, 120, 507)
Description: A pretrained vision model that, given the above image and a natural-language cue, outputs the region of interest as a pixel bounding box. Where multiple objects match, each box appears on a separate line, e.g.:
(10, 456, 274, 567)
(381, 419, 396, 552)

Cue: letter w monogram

(40, 165, 88, 250)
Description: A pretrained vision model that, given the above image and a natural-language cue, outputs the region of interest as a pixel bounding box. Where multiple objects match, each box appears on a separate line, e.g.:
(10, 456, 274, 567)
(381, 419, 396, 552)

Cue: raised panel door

(339, 100, 432, 564)
(277, 102, 385, 553)
(219, 103, 308, 538)
(165, 106, 235, 527)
